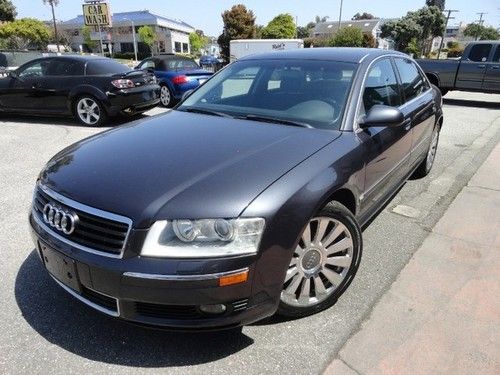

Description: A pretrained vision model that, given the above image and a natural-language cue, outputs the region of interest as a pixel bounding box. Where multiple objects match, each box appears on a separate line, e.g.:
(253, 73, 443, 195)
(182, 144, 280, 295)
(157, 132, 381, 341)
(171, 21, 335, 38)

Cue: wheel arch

(425, 72, 440, 87)
(68, 85, 109, 114)
(323, 187, 358, 216)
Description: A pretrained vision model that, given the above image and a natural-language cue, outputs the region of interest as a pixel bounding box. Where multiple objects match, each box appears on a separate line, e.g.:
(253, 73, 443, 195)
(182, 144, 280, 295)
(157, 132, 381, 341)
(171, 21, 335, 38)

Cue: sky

(11, 0, 500, 36)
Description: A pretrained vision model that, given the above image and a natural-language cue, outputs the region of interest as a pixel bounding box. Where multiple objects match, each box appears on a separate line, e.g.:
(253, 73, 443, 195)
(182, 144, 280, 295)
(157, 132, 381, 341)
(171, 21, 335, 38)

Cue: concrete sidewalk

(325, 142, 500, 375)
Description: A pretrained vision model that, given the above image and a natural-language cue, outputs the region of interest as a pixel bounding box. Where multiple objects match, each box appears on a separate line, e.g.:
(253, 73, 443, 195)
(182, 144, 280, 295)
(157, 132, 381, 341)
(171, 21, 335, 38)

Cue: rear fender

(67, 85, 110, 113)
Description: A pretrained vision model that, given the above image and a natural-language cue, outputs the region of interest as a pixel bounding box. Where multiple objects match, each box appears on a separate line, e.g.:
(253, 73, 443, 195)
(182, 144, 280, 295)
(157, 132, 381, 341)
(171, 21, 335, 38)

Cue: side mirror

(181, 89, 194, 101)
(359, 105, 404, 128)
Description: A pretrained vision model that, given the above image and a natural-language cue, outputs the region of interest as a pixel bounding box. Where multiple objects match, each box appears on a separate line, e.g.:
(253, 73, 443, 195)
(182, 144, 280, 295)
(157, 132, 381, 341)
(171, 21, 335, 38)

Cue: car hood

(40, 111, 340, 228)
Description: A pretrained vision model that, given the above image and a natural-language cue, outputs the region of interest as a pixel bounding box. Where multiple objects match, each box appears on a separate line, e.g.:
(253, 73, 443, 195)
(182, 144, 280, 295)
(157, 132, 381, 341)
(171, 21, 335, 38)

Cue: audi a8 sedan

(30, 48, 443, 330)
(0, 55, 160, 126)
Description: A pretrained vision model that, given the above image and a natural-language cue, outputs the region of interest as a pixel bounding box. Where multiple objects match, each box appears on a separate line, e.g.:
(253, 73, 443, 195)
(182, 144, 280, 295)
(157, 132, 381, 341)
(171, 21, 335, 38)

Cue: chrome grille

(32, 186, 131, 257)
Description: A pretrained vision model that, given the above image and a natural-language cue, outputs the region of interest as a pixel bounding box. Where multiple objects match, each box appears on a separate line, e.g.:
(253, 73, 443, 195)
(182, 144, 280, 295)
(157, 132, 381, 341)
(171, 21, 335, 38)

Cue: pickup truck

(416, 41, 500, 95)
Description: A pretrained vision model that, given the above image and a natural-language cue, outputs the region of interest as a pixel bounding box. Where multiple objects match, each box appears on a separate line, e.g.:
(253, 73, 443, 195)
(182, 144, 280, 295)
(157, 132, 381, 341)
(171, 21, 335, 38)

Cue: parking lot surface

(1, 92, 499, 374)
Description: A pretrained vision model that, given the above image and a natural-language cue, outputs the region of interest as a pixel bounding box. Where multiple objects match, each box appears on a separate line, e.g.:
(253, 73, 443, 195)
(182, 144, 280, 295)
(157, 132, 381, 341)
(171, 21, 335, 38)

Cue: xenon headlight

(141, 218, 265, 258)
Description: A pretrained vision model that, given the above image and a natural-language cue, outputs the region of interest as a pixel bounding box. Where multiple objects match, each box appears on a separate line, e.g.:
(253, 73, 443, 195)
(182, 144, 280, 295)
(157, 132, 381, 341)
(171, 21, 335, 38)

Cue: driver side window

(18, 60, 49, 78)
(363, 59, 401, 112)
(140, 60, 156, 70)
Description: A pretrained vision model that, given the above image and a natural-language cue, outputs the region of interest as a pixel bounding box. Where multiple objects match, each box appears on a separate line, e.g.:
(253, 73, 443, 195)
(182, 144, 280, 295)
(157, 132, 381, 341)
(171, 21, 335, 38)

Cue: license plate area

(41, 244, 81, 293)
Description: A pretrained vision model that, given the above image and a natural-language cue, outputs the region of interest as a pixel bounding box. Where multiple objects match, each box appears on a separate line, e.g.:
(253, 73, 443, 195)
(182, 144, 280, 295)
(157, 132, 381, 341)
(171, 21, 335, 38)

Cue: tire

(73, 95, 107, 127)
(278, 201, 363, 318)
(412, 125, 440, 179)
(160, 84, 174, 108)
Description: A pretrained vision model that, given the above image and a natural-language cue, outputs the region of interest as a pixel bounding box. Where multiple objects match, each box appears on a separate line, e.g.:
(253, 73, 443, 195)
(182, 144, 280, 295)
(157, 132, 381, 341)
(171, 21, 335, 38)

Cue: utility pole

(437, 9, 458, 59)
(338, 0, 343, 30)
(475, 12, 487, 40)
(124, 18, 138, 62)
(49, 2, 60, 52)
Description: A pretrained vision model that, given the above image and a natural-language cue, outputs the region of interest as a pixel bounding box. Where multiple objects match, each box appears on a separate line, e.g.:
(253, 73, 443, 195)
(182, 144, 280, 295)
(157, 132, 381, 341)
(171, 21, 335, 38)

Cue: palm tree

(43, 0, 60, 52)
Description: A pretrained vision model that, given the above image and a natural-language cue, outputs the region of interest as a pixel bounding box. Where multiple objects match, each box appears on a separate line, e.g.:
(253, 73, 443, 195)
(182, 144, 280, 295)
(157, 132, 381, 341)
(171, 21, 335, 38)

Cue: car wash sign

(82, 2, 112, 27)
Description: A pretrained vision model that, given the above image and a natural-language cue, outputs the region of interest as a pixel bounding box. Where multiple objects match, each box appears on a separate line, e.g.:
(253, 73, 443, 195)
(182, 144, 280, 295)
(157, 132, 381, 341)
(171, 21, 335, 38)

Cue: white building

(60, 10, 195, 56)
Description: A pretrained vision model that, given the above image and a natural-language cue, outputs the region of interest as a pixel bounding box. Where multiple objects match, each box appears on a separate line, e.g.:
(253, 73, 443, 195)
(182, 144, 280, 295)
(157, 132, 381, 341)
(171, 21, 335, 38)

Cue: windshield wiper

(241, 114, 312, 128)
(179, 107, 233, 118)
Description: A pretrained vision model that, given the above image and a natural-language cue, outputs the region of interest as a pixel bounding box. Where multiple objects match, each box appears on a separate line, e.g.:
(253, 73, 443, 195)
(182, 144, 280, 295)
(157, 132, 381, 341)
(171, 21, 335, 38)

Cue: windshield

(178, 59, 357, 130)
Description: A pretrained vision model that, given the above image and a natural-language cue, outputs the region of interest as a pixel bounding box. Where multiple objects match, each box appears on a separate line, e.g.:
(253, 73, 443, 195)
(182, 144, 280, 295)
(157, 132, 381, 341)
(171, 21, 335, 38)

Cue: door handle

(492, 66, 499, 70)
(402, 118, 412, 131)
(477, 65, 486, 69)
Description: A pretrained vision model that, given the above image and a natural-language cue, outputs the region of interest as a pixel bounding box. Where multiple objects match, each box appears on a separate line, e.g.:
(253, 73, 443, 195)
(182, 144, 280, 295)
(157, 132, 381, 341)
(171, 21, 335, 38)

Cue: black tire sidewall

(277, 201, 363, 318)
(73, 95, 107, 127)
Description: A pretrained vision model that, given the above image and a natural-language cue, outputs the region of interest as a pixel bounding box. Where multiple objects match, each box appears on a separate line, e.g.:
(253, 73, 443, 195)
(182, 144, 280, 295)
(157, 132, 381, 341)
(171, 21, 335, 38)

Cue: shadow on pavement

(0, 113, 147, 127)
(443, 98, 500, 110)
(15, 251, 254, 367)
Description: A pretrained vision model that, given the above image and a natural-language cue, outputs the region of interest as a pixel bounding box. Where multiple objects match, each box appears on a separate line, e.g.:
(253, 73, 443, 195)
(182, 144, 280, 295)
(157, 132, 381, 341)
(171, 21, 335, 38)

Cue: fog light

(199, 304, 227, 315)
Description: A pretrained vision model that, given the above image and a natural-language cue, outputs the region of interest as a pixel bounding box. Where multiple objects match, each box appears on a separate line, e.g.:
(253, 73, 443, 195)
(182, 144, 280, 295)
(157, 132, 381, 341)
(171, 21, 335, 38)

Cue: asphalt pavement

(0, 92, 499, 374)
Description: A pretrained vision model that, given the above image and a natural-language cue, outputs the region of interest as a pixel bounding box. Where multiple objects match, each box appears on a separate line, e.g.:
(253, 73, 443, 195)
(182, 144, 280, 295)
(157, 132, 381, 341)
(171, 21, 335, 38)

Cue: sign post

(82, 0, 112, 56)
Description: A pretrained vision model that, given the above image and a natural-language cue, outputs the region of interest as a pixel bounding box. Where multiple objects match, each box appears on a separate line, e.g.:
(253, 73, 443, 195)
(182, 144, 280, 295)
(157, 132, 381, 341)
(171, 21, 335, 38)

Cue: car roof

(38, 55, 109, 62)
(239, 47, 408, 64)
(153, 54, 194, 61)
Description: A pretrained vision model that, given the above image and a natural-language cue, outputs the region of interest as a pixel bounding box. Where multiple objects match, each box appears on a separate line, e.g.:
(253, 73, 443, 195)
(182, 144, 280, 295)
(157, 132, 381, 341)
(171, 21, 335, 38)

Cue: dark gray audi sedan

(29, 48, 443, 330)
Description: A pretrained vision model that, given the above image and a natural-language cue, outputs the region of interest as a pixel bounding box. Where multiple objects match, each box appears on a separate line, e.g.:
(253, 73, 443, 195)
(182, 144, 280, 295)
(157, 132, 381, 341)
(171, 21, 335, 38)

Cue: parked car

(199, 54, 219, 67)
(135, 54, 212, 108)
(417, 40, 500, 95)
(0, 55, 160, 126)
(30, 48, 443, 330)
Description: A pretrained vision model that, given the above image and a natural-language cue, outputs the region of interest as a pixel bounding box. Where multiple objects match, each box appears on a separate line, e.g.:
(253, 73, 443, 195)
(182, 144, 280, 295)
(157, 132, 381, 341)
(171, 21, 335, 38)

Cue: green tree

(43, 0, 60, 52)
(297, 26, 311, 39)
(330, 27, 364, 47)
(217, 4, 256, 62)
(189, 32, 207, 55)
(82, 25, 97, 50)
(352, 12, 375, 20)
(425, 0, 445, 11)
(413, 6, 445, 55)
(464, 23, 500, 41)
(261, 13, 296, 39)
(0, 18, 50, 49)
(0, 0, 16, 22)
(138, 25, 156, 56)
(381, 17, 422, 52)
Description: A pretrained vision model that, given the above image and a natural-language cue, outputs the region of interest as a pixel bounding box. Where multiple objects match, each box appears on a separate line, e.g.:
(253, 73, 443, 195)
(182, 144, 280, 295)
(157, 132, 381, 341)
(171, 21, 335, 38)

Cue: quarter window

(492, 46, 500, 63)
(363, 58, 400, 111)
(468, 44, 492, 62)
(394, 58, 426, 103)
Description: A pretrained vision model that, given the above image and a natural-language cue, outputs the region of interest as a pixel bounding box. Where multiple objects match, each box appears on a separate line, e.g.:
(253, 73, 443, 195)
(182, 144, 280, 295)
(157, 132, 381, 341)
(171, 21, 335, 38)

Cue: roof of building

(62, 10, 194, 33)
(239, 47, 407, 64)
(314, 19, 381, 35)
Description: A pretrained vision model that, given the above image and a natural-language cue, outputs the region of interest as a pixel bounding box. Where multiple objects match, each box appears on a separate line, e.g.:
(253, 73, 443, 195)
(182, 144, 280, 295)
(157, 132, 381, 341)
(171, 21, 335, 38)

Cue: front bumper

(106, 85, 161, 117)
(29, 212, 279, 330)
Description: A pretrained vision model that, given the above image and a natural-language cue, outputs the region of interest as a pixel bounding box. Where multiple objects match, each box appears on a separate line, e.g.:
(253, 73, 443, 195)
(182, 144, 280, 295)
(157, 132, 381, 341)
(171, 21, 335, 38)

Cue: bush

(362, 33, 377, 48)
(113, 51, 149, 60)
(303, 37, 330, 48)
(330, 27, 364, 47)
(447, 47, 463, 58)
(446, 40, 459, 49)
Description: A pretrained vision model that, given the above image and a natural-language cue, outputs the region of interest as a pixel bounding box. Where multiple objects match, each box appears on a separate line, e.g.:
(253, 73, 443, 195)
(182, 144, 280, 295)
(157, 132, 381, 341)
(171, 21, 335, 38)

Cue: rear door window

(86, 59, 130, 75)
(468, 44, 492, 62)
(393, 58, 426, 103)
(47, 60, 84, 76)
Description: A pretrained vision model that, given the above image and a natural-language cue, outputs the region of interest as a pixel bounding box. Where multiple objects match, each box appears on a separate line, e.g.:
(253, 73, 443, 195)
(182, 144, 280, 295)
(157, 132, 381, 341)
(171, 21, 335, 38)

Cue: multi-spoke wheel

(278, 201, 362, 317)
(74, 96, 107, 127)
(160, 85, 174, 107)
(412, 125, 440, 179)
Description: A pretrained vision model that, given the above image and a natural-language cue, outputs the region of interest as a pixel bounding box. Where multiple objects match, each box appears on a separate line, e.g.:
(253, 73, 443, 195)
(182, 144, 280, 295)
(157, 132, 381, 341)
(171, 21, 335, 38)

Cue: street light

(123, 17, 138, 62)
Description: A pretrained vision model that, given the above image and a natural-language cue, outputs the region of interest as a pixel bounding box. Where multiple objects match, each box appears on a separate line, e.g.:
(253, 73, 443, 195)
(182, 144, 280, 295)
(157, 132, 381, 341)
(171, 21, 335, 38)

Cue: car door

(455, 43, 492, 90)
(0, 59, 50, 111)
(358, 58, 412, 215)
(482, 45, 500, 92)
(38, 59, 84, 112)
(393, 57, 436, 167)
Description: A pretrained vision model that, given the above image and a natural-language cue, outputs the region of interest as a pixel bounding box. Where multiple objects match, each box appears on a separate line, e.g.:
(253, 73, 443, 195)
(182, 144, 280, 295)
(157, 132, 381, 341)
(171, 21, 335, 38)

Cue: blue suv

(136, 54, 212, 107)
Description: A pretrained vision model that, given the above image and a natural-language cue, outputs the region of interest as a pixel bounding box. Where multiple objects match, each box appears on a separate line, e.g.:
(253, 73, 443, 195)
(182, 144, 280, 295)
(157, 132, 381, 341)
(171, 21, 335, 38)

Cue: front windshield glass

(178, 59, 357, 130)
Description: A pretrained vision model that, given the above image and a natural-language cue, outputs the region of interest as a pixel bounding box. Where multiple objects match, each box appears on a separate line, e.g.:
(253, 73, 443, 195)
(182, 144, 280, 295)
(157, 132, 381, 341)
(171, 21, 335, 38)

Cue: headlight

(141, 218, 265, 258)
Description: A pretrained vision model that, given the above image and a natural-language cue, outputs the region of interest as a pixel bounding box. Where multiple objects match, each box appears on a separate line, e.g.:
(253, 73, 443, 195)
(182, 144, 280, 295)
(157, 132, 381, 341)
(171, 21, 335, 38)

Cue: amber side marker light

(219, 269, 249, 287)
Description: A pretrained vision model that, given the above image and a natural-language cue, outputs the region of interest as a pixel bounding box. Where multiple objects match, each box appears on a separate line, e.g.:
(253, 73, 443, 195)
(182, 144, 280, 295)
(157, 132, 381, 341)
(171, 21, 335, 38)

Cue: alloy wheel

(426, 129, 439, 171)
(76, 97, 100, 126)
(160, 86, 171, 107)
(280, 217, 354, 307)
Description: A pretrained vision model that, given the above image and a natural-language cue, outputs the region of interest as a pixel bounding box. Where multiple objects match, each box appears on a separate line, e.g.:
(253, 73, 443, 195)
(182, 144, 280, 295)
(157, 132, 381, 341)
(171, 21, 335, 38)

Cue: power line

(437, 9, 459, 59)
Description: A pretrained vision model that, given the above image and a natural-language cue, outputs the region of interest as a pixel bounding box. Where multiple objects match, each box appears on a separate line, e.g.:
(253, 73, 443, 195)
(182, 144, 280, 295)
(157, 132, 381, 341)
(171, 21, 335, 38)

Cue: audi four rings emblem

(43, 203, 78, 235)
